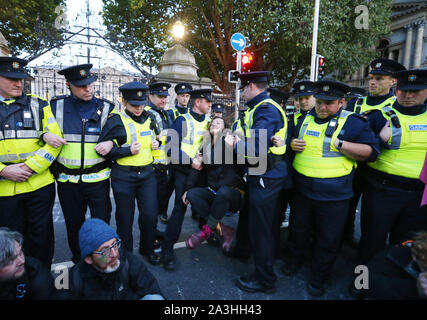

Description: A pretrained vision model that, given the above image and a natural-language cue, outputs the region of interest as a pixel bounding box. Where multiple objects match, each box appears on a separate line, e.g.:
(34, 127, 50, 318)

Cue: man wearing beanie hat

(66, 218, 164, 300)
(355, 69, 427, 289)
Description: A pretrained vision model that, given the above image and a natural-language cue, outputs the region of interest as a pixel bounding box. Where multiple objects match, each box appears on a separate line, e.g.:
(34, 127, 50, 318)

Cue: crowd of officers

(0, 55, 426, 299)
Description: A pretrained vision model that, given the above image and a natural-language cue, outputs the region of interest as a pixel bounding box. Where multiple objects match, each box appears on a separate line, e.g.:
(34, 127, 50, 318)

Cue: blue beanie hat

(79, 218, 119, 259)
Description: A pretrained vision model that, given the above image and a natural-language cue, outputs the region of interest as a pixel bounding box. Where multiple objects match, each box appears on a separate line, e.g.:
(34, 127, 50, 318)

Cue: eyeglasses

(93, 240, 121, 257)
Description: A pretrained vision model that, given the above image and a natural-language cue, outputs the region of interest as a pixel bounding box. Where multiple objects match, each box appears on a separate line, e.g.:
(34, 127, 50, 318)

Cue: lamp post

(172, 21, 185, 41)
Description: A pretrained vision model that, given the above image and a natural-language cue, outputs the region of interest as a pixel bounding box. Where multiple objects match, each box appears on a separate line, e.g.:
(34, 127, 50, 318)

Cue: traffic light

(317, 55, 325, 79)
(241, 52, 254, 72)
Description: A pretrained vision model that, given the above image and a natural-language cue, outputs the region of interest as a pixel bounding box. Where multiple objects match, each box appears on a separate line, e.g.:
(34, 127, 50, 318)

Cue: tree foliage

(102, 0, 392, 92)
(0, 0, 66, 61)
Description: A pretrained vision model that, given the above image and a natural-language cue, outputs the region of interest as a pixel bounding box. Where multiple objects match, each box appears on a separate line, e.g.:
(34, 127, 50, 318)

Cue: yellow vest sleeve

(24, 103, 63, 174)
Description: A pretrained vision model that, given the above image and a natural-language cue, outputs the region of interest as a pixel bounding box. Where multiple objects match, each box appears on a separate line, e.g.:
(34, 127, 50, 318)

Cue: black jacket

(185, 136, 245, 192)
(0, 257, 57, 300)
(367, 242, 422, 300)
(66, 250, 163, 300)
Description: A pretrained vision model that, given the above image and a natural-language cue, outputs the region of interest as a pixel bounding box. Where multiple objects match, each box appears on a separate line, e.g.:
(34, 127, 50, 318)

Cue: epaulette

(50, 94, 69, 101)
(99, 97, 115, 106)
(352, 112, 368, 121)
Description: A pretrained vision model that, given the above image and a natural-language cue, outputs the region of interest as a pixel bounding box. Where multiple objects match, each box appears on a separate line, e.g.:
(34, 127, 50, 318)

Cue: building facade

(345, 0, 426, 88)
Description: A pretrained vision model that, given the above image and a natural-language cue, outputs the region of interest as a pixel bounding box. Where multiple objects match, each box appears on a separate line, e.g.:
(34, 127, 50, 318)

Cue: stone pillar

(0, 32, 10, 56)
(403, 24, 413, 68)
(414, 20, 425, 68)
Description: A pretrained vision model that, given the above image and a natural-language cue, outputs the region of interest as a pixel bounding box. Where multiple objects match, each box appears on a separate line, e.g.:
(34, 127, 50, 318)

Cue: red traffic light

(241, 53, 253, 66)
(319, 57, 325, 67)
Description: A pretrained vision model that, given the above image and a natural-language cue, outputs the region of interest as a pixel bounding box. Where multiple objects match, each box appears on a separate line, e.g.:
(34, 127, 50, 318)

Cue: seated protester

(366, 231, 427, 300)
(182, 117, 245, 253)
(0, 228, 58, 300)
(66, 218, 164, 300)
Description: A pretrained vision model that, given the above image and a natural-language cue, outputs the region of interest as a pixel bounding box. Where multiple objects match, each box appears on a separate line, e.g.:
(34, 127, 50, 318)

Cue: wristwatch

(337, 139, 343, 150)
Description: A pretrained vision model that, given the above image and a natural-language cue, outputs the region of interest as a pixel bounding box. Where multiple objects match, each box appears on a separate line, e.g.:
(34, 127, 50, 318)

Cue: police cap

(314, 79, 351, 101)
(369, 58, 406, 76)
(237, 71, 270, 89)
(175, 83, 193, 95)
(0, 57, 28, 79)
(345, 86, 367, 99)
(58, 64, 97, 86)
(119, 81, 149, 105)
(211, 103, 225, 113)
(393, 69, 427, 91)
(189, 88, 213, 102)
(292, 80, 316, 98)
(149, 82, 171, 96)
(268, 88, 290, 105)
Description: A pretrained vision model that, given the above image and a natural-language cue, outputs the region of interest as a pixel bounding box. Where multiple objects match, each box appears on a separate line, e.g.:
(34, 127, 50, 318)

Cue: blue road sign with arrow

(230, 33, 246, 51)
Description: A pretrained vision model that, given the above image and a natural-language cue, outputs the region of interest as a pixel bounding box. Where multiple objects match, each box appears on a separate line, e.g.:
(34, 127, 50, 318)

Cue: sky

(28, 0, 144, 74)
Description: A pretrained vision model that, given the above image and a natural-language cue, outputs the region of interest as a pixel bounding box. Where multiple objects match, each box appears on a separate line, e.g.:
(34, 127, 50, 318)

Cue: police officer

(96, 82, 161, 265)
(226, 71, 291, 294)
(161, 88, 212, 271)
(343, 86, 367, 109)
(168, 82, 192, 121)
(284, 79, 380, 297)
(344, 59, 406, 248)
(147, 83, 173, 225)
(47, 64, 114, 264)
(358, 69, 427, 265)
(0, 57, 63, 268)
(211, 103, 225, 118)
(268, 88, 290, 109)
(346, 58, 405, 114)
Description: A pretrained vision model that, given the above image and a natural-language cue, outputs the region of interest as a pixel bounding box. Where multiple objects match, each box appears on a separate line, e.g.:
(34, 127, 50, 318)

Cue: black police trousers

(58, 179, 112, 263)
(359, 176, 427, 264)
(246, 175, 287, 284)
(0, 183, 55, 269)
(111, 165, 158, 255)
(162, 169, 188, 253)
(288, 191, 349, 286)
(153, 164, 174, 218)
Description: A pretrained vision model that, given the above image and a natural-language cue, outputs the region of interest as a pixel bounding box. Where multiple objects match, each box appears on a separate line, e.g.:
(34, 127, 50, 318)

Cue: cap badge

(323, 85, 330, 92)
(12, 62, 20, 70)
(408, 75, 416, 82)
(163, 86, 167, 90)
(137, 91, 143, 97)
(181, 85, 185, 89)
(300, 85, 305, 90)
(80, 70, 87, 77)
(375, 63, 382, 68)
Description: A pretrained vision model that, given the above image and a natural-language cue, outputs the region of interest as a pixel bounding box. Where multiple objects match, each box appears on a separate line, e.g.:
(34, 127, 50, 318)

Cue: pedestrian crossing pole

(235, 50, 242, 109)
(310, 0, 320, 81)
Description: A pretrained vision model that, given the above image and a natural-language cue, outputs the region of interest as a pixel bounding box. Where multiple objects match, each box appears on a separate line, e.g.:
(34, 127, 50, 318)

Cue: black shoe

(161, 252, 176, 271)
(159, 213, 168, 224)
(143, 253, 161, 266)
(281, 261, 301, 276)
(236, 274, 276, 294)
(206, 233, 221, 247)
(306, 282, 325, 297)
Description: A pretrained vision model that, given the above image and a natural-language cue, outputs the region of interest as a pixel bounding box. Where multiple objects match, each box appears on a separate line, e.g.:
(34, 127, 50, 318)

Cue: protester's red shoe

(185, 224, 213, 249)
